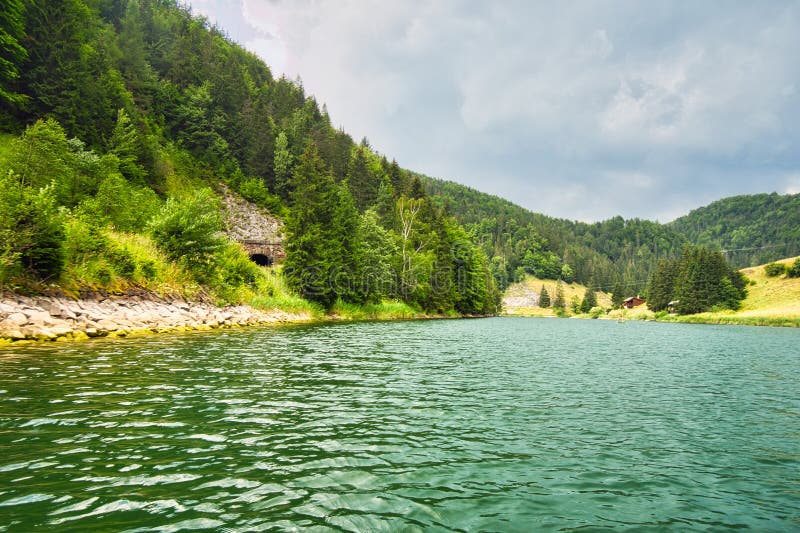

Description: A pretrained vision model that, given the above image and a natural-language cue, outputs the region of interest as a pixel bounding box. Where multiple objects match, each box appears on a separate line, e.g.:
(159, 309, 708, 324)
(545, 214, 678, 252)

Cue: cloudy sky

(190, 0, 800, 222)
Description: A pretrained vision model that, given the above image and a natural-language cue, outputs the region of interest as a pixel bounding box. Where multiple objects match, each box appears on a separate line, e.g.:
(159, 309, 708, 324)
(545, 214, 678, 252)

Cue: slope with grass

(502, 276, 612, 317)
(659, 257, 800, 327)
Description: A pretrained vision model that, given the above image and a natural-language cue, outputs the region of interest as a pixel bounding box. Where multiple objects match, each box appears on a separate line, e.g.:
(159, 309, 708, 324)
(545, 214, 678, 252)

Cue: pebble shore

(0, 292, 310, 343)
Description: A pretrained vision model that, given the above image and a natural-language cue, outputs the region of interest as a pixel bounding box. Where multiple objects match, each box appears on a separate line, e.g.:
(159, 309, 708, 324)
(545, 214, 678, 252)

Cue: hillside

(502, 275, 612, 317)
(669, 193, 800, 267)
(1, 0, 797, 324)
(424, 174, 800, 293)
(422, 174, 688, 293)
(734, 257, 800, 318)
(0, 0, 499, 317)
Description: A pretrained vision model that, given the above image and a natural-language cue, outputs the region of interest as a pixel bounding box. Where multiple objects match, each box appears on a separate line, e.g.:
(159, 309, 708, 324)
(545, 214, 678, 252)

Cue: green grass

(247, 270, 323, 317)
(658, 314, 800, 328)
(0, 133, 14, 163)
(330, 299, 420, 320)
(60, 225, 198, 298)
(503, 275, 613, 317)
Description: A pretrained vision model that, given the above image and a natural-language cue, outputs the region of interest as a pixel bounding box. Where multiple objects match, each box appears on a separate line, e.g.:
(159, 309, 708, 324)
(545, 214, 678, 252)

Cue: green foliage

(0, 171, 65, 284)
(788, 258, 800, 278)
(580, 287, 597, 313)
(670, 193, 800, 268)
(236, 177, 283, 215)
(0, 0, 28, 116)
(539, 285, 550, 308)
(424, 177, 688, 291)
(359, 210, 398, 303)
(80, 173, 161, 231)
(108, 108, 147, 183)
(346, 146, 378, 211)
(148, 188, 224, 266)
(764, 262, 786, 277)
(552, 280, 565, 310)
(611, 280, 625, 309)
(273, 130, 293, 198)
(646, 246, 746, 315)
(646, 259, 679, 312)
(284, 146, 360, 308)
(570, 295, 581, 314)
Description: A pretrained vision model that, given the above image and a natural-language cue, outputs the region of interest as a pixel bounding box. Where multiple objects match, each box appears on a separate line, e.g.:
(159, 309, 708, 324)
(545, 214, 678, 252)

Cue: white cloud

(785, 174, 800, 195)
(205, 0, 800, 221)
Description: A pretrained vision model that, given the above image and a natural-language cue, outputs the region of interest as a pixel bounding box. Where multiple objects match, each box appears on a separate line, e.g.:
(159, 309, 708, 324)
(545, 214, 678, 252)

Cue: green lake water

(0, 317, 798, 531)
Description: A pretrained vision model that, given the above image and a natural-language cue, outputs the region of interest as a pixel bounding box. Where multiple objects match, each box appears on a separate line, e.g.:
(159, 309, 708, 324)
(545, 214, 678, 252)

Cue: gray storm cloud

(194, 0, 800, 221)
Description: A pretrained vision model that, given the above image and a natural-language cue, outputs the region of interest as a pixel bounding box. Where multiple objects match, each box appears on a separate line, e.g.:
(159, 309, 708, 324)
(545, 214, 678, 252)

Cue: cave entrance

(249, 253, 273, 267)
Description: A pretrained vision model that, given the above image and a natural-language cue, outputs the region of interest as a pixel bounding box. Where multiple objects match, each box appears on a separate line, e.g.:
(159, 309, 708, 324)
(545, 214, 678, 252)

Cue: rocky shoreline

(0, 292, 311, 343)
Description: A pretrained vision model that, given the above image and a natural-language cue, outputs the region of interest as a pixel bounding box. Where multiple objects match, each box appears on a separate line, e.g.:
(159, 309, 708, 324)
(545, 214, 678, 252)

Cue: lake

(0, 317, 798, 531)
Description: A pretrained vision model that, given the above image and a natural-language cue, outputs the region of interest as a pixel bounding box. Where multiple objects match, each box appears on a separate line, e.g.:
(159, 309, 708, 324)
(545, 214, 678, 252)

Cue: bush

(237, 177, 283, 215)
(589, 306, 605, 319)
(0, 172, 65, 284)
(148, 188, 224, 265)
(764, 262, 786, 277)
(788, 258, 800, 278)
(80, 174, 161, 232)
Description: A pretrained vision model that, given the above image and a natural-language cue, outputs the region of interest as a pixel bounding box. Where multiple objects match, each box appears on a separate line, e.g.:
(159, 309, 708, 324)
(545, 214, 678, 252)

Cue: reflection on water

(0, 318, 798, 531)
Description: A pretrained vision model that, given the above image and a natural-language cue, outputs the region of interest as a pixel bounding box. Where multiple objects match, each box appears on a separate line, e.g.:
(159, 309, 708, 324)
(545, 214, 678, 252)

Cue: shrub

(764, 262, 786, 277)
(0, 172, 65, 284)
(108, 246, 136, 278)
(788, 258, 800, 278)
(148, 188, 224, 265)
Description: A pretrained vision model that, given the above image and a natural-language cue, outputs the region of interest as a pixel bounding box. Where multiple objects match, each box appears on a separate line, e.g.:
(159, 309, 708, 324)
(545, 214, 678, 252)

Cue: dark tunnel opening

(249, 253, 273, 267)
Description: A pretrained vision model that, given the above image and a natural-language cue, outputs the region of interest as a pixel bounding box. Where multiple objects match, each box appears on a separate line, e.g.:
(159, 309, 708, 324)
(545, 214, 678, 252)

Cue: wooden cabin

(622, 296, 645, 309)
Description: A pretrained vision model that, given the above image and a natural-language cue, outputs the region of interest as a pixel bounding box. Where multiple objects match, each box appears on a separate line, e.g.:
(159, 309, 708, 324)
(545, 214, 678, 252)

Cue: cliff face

(221, 189, 286, 261)
(221, 190, 284, 244)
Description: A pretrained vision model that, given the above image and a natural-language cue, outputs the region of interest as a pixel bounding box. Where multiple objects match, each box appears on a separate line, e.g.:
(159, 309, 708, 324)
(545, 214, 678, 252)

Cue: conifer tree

(580, 286, 597, 313)
(552, 280, 565, 310)
(611, 280, 626, 309)
(646, 258, 679, 311)
(346, 146, 377, 210)
(108, 108, 146, 183)
(0, 0, 28, 117)
(284, 145, 363, 308)
(539, 285, 550, 307)
(273, 131, 293, 199)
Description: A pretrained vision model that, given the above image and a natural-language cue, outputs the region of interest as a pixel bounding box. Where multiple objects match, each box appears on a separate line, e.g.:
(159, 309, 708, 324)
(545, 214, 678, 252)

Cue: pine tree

(539, 285, 550, 307)
(108, 108, 146, 183)
(611, 280, 626, 309)
(346, 146, 377, 210)
(0, 0, 28, 115)
(283, 145, 333, 306)
(284, 145, 363, 308)
(273, 131, 293, 199)
(646, 259, 679, 312)
(409, 175, 426, 199)
(553, 280, 565, 310)
(580, 286, 597, 313)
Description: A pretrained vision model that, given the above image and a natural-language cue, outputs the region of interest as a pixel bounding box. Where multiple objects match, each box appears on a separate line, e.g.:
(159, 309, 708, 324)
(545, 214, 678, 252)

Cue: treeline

(669, 193, 800, 268)
(646, 246, 747, 314)
(423, 176, 688, 295)
(0, 0, 498, 314)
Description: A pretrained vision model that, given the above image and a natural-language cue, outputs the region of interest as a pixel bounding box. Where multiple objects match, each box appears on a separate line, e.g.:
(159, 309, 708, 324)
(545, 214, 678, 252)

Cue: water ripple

(0, 318, 798, 530)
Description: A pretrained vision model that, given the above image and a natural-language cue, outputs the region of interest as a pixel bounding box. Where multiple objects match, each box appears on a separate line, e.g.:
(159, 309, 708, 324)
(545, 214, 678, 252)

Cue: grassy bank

(501, 258, 800, 327)
(651, 256, 800, 327)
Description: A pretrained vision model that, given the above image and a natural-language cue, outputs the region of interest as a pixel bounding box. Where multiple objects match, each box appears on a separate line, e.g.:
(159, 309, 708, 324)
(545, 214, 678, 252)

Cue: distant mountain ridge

(420, 174, 798, 288)
(668, 192, 800, 267)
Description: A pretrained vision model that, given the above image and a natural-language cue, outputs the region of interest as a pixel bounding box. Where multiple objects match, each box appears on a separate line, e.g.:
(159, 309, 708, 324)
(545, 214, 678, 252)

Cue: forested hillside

(0, 0, 794, 317)
(0, 0, 498, 315)
(669, 193, 800, 267)
(423, 176, 688, 297)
